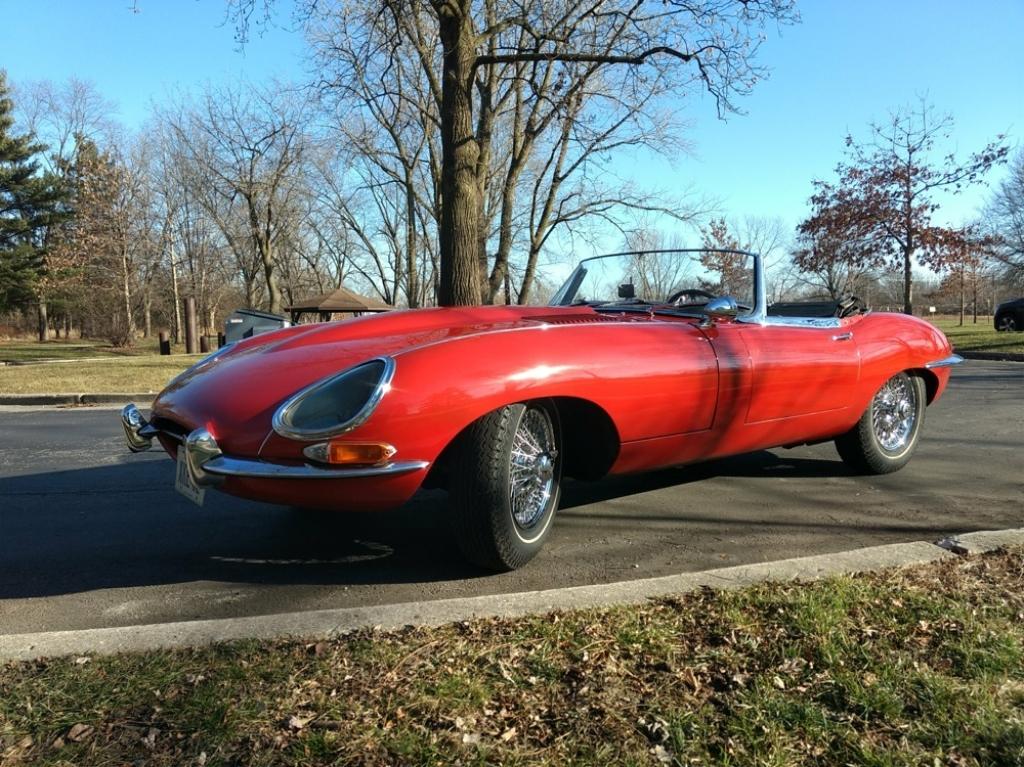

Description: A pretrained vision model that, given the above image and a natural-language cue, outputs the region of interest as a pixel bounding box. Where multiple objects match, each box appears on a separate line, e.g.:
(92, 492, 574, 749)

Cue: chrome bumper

(121, 403, 428, 485)
(121, 404, 155, 452)
(924, 354, 965, 369)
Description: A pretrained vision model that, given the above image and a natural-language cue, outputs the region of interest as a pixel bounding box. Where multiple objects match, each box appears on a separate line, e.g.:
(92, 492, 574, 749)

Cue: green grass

(2, 549, 1022, 766)
(0, 338, 202, 394)
(0, 354, 200, 394)
(0, 337, 195, 362)
(928, 316, 1024, 354)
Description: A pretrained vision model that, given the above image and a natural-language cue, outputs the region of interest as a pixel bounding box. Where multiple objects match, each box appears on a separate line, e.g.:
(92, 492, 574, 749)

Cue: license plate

(175, 448, 205, 506)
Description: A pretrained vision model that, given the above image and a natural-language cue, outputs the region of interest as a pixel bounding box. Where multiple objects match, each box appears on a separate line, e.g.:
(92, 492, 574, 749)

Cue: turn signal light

(326, 441, 396, 466)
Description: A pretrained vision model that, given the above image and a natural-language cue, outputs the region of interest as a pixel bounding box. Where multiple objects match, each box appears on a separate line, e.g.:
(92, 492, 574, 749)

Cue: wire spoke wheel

(870, 374, 917, 452)
(449, 401, 563, 571)
(509, 407, 558, 531)
(836, 371, 926, 475)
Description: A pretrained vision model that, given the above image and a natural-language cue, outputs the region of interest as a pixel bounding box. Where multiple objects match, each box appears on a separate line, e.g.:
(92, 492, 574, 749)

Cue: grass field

(1, 548, 1021, 766)
(0, 316, 1019, 396)
(0, 355, 200, 394)
(0, 337, 190, 362)
(0, 338, 201, 394)
(928, 316, 1024, 354)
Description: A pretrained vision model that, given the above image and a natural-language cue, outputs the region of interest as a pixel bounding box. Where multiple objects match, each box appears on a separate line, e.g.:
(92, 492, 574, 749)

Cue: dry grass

(2, 548, 1022, 766)
(0, 355, 200, 394)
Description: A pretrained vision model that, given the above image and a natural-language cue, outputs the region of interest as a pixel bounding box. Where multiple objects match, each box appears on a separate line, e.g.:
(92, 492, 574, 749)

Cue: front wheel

(835, 372, 926, 474)
(449, 402, 562, 571)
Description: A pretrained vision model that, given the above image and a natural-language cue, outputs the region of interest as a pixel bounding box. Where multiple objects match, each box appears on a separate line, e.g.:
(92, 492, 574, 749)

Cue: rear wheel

(449, 402, 561, 571)
(835, 372, 926, 474)
(996, 313, 1018, 332)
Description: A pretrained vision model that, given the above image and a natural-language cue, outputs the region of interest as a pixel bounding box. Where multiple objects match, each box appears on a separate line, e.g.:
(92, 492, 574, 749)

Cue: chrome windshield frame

(548, 248, 766, 321)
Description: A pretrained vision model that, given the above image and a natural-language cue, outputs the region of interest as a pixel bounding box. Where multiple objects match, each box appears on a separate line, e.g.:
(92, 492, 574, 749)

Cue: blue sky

(2, 0, 1021, 239)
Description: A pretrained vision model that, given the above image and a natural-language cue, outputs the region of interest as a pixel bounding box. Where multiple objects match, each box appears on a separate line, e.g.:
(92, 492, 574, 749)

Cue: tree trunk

(487, 161, 524, 303)
(437, 3, 482, 307)
(37, 300, 48, 342)
(972, 270, 978, 323)
(143, 291, 153, 338)
(902, 242, 913, 315)
(958, 265, 965, 326)
(171, 255, 182, 344)
(121, 248, 136, 345)
(262, 245, 283, 314)
(519, 239, 543, 305)
(405, 181, 419, 309)
(64, 314, 71, 339)
(244, 274, 259, 310)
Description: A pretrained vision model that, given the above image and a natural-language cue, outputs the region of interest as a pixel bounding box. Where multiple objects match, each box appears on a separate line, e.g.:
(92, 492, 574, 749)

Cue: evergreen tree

(0, 70, 66, 314)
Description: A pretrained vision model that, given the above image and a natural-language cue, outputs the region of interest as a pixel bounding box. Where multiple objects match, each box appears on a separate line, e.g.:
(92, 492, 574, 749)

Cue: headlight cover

(272, 357, 395, 440)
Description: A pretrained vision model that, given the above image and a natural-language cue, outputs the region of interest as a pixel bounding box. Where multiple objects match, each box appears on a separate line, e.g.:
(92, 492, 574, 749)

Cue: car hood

(151, 305, 619, 453)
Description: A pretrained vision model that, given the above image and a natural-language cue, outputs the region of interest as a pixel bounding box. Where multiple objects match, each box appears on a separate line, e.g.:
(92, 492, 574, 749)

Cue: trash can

(224, 309, 290, 344)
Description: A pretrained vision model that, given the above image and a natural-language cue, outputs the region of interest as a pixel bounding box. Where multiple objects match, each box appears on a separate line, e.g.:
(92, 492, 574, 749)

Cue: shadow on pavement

(0, 447, 980, 601)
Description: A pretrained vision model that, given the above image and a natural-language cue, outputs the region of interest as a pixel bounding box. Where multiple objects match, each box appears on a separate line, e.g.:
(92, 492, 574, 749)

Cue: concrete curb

(0, 393, 154, 406)
(5, 532, 1023, 662)
(958, 350, 1024, 362)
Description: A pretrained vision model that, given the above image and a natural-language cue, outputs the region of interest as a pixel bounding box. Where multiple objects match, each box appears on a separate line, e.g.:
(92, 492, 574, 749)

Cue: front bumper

(120, 404, 429, 486)
(924, 354, 965, 369)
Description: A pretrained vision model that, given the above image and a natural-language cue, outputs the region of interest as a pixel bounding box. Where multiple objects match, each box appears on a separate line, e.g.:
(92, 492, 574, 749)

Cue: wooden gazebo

(285, 286, 393, 324)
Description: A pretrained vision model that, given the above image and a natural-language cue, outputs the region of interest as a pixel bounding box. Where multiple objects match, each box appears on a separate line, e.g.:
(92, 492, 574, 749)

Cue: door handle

(832, 332, 854, 341)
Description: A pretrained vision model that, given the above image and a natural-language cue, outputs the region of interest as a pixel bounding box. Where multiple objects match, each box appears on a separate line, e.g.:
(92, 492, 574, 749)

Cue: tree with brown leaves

(805, 103, 1007, 314)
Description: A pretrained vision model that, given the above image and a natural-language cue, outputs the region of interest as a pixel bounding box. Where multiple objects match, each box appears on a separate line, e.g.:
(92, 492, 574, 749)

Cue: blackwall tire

(449, 402, 562, 571)
(835, 372, 926, 475)
(995, 314, 1018, 332)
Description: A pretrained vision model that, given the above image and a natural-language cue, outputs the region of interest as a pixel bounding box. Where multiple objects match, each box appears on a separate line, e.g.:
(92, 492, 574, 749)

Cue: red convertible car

(122, 250, 961, 571)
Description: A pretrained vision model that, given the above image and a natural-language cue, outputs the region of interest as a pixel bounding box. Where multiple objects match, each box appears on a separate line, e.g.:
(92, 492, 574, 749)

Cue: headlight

(272, 357, 395, 440)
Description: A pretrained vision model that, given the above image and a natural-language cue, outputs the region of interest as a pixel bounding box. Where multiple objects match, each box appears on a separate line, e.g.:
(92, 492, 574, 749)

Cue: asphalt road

(1, 361, 1021, 636)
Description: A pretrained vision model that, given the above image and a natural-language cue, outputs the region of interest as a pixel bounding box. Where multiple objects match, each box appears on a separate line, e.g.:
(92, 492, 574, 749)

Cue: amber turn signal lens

(326, 441, 396, 466)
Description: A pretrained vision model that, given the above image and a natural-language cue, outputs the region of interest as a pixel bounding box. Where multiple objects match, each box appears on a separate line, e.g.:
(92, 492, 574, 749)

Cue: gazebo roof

(285, 286, 392, 314)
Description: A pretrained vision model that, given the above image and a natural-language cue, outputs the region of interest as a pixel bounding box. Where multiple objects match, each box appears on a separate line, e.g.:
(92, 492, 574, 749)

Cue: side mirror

(700, 296, 739, 327)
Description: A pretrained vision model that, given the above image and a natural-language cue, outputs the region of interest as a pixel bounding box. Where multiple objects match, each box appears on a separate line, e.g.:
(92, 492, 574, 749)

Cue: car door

(738, 321, 861, 423)
(702, 319, 861, 428)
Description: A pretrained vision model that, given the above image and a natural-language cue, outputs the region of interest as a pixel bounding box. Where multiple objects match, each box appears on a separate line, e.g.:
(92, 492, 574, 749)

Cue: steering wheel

(666, 288, 716, 305)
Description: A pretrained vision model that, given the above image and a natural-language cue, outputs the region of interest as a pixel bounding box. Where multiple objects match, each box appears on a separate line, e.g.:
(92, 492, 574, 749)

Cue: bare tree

(234, 0, 798, 306)
(164, 83, 312, 314)
(985, 148, 1024, 285)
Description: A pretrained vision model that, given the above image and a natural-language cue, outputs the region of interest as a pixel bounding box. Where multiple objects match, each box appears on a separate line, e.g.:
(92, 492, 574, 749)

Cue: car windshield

(548, 249, 756, 316)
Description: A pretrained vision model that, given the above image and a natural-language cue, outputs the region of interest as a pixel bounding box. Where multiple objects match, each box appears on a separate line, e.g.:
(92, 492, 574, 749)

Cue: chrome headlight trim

(272, 356, 396, 441)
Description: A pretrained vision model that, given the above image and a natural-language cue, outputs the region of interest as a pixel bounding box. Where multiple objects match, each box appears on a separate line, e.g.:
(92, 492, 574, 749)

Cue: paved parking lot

(1, 361, 1021, 635)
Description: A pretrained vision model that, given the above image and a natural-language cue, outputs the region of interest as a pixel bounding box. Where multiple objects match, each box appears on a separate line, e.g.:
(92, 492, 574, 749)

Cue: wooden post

(184, 297, 199, 354)
(158, 331, 171, 356)
(200, 335, 210, 354)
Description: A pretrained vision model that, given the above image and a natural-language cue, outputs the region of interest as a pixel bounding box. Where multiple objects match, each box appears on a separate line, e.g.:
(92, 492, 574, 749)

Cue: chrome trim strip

(924, 354, 965, 369)
(272, 356, 396, 441)
(203, 456, 429, 479)
(741, 313, 843, 327)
